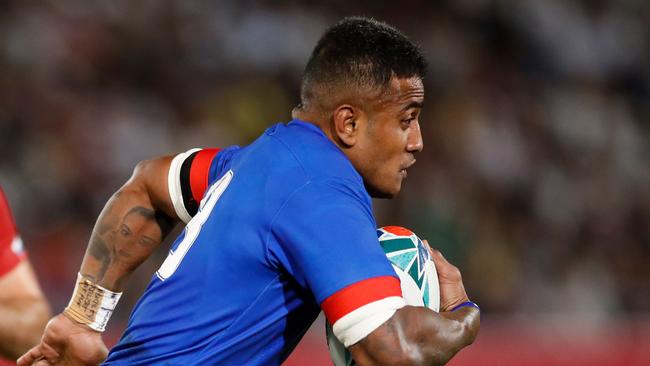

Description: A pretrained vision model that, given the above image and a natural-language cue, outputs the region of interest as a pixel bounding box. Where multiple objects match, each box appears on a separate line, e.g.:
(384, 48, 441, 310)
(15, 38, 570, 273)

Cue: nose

(406, 121, 424, 153)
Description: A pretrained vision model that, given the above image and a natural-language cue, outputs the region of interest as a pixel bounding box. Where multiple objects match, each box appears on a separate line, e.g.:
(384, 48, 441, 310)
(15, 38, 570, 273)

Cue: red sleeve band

(321, 276, 402, 324)
(189, 148, 220, 203)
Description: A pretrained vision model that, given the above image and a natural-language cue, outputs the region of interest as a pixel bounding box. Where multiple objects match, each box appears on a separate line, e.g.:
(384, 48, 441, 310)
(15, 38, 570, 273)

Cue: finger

(427, 246, 449, 265)
(33, 360, 52, 366)
(16, 345, 43, 366)
(427, 249, 463, 283)
(423, 240, 448, 261)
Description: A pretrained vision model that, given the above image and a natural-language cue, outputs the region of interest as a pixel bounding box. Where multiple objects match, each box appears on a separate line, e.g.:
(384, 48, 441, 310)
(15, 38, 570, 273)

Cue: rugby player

(0, 187, 50, 360)
(19, 17, 479, 365)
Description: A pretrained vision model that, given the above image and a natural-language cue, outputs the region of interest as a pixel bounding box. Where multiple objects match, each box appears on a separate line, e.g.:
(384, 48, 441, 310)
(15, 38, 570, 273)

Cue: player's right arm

(18, 149, 220, 366)
(77, 148, 220, 291)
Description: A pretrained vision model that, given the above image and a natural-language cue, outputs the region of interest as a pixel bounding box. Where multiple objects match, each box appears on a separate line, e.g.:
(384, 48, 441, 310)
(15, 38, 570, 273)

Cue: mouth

(400, 159, 417, 178)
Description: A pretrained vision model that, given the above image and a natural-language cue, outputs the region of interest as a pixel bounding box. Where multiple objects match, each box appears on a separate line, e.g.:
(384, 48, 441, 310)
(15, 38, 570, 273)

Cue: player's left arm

(273, 181, 478, 365)
(0, 259, 51, 360)
(347, 248, 479, 366)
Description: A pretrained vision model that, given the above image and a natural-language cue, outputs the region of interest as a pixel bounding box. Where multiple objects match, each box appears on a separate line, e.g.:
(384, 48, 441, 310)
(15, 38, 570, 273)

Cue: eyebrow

(401, 100, 424, 111)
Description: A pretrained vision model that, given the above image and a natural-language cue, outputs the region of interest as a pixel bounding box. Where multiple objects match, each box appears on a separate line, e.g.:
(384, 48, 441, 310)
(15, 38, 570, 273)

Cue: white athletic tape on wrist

(64, 273, 122, 332)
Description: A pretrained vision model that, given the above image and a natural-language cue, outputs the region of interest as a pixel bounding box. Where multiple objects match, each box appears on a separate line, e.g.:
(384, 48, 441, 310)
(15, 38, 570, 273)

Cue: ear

(332, 104, 364, 147)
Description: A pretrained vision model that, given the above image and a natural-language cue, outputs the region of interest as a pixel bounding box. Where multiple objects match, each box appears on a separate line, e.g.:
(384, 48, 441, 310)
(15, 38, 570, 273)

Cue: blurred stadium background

(1, 0, 649, 365)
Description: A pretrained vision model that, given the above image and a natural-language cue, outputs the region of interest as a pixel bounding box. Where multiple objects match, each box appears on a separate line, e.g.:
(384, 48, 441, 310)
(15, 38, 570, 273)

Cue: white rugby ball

(326, 226, 440, 366)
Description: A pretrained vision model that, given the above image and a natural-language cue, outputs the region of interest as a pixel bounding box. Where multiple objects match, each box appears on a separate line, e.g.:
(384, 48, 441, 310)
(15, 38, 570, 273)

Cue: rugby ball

(326, 226, 440, 366)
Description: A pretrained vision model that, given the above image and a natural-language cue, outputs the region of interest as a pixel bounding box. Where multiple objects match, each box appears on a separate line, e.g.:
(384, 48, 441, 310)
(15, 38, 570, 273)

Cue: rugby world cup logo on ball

(326, 226, 441, 366)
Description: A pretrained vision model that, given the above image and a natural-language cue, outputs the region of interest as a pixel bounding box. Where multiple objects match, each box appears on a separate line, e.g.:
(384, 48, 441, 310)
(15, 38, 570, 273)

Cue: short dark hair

(301, 17, 427, 103)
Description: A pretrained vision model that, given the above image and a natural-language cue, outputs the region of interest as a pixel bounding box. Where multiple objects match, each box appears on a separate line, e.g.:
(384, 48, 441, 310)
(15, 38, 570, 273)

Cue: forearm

(79, 183, 174, 291)
(78, 157, 179, 292)
(0, 297, 50, 359)
(422, 307, 480, 364)
(351, 305, 480, 366)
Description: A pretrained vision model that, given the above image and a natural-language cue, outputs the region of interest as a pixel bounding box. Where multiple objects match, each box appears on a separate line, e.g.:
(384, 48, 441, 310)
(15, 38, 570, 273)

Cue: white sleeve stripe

(168, 148, 201, 224)
(331, 296, 406, 347)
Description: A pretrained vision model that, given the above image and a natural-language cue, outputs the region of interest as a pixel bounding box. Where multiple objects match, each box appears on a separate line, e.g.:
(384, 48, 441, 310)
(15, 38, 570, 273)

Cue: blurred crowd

(0, 0, 648, 350)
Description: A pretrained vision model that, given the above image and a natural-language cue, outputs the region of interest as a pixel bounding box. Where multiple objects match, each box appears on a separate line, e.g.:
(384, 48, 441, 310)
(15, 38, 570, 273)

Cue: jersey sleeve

(168, 146, 241, 223)
(166, 148, 218, 223)
(270, 179, 404, 347)
(0, 188, 26, 277)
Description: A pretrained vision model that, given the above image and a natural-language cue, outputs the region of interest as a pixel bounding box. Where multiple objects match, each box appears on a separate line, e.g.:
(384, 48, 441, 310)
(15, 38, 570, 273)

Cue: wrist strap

(63, 273, 122, 332)
(451, 301, 480, 312)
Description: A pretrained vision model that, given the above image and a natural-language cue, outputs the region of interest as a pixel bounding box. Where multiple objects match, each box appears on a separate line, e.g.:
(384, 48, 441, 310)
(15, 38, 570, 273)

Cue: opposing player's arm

(0, 189, 51, 359)
(0, 260, 51, 360)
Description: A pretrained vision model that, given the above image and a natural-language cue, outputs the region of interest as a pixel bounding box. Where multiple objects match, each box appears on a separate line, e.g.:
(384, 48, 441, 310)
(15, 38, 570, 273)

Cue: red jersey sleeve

(0, 188, 26, 277)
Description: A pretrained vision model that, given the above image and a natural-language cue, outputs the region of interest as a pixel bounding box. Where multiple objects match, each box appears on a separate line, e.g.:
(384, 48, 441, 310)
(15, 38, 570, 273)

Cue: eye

(400, 108, 421, 129)
(120, 224, 131, 236)
(401, 116, 416, 127)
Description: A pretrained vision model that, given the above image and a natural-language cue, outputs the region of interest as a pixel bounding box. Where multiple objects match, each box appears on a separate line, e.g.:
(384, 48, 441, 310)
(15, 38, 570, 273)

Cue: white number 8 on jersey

(156, 170, 234, 280)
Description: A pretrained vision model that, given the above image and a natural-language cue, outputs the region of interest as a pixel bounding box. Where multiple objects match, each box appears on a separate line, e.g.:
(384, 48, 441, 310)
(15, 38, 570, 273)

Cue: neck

(292, 105, 338, 144)
(292, 104, 361, 182)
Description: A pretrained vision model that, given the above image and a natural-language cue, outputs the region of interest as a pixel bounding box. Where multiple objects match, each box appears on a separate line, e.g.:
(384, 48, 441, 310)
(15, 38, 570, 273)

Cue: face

(353, 76, 424, 198)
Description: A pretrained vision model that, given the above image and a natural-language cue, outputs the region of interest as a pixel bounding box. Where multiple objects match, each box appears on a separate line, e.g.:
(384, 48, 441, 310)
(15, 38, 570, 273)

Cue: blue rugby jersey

(103, 120, 402, 365)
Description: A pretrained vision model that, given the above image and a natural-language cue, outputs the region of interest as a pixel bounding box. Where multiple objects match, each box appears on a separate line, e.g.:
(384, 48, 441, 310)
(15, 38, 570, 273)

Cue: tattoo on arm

(127, 206, 156, 220)
(85, 198, 174, 287)
(88, 235, 111, 281)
